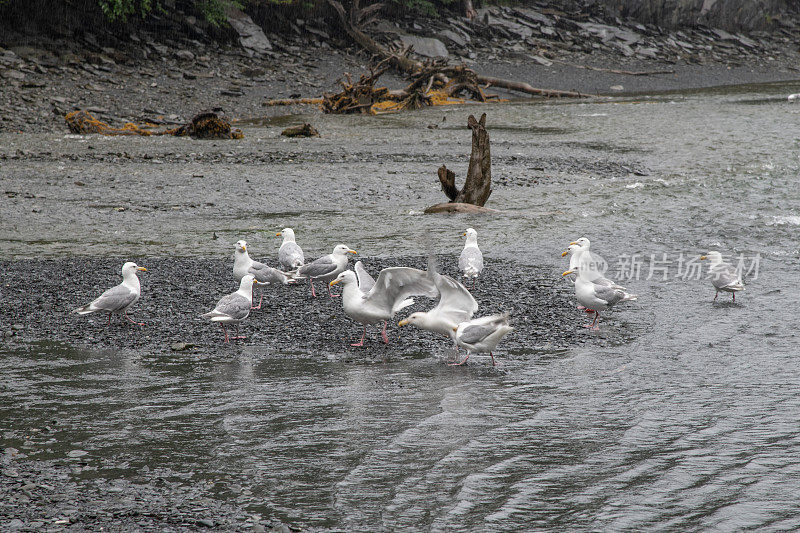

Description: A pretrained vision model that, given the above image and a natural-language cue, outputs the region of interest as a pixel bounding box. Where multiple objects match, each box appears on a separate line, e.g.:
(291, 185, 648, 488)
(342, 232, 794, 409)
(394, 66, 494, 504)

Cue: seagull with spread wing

(330, 267, 438, 347)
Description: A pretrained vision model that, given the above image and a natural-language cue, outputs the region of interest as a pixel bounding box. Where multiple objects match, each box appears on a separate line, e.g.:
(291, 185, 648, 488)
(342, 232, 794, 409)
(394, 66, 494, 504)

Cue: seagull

(700, 251, 744, 301)
(233, 240, 295, 309)
(354, 260, 376, 295)
(73, 261, 147, 326)
(398, 255, 477, 344)
(202, 274, 257, 343)
(276, 228, 304, 270)
(296, 244, 357, 298)
(567, 237, 625, 289)
(459, 228, 484, 289)
(562, 265, 637, 330)
(329, 268, 437, 347)
(452, 313, 513, 366)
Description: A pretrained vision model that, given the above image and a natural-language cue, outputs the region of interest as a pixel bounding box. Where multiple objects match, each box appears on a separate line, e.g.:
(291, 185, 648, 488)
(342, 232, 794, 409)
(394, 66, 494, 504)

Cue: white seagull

(700, 251, 744, 301)
(452, 313, 513, 366)
(354, 260, 376, 295)
(202, 274, 257, 343)
(73, 261, 147, 326)
(566, 237, 625, 289)
(296, 244, 357, 298)
(329, 268, 437, 346)
(276, 228, 304, 270)
(233, 240, 295, 309)
(562, 265, 637, 330)
(459, 228, 484, 289)
(398, 255, 477, 344)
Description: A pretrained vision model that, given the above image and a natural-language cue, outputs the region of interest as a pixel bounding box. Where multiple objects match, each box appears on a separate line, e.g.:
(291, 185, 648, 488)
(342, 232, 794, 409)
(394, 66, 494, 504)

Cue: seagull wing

(355, 260, 376, 294)
(364, 267, 438, 316)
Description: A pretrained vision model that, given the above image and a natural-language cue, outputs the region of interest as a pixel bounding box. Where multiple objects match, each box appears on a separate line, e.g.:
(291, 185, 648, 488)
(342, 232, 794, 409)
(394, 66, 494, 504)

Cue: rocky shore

(2, 3, 800, 133)
(0, 255, 607, 359)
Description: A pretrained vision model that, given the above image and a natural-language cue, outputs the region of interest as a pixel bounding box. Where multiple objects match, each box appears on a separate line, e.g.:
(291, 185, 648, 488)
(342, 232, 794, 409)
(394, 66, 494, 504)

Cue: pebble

(66, 450, 88, 458)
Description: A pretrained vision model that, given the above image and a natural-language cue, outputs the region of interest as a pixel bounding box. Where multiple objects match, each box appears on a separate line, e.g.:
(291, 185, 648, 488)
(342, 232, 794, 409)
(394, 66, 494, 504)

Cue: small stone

(197, 518, 215, 528)
(1, 69, 25, 81)
(11, 324, 23, 330)
(610, 85, 624, 91)
(176, 50, 195, 61)
(67, 449, 88, 458)
(170, 342, 194, 351)
(6, 519, 23, 530)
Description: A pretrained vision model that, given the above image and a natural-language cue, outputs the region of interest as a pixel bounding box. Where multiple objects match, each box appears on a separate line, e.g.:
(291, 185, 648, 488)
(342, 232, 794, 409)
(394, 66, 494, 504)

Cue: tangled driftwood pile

(265, 55, 499, 115)
(65, 110, 244, 139)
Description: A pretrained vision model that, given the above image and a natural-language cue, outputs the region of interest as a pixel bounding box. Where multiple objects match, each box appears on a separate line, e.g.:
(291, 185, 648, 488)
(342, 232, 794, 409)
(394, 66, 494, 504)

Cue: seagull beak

(561, 250, 569, 257)
(452, 326, 458, 332)
(462, 232, 467, 237)
(562, 270, 574, 276)
(275, 232, 281, 237)
(398, 319, 408, 327)
(137, 267, 147, 271)
(569, 241, 578, 245)
(348, 250, 357, 254)
(700, 255, 707, 260)
(329, 279, 340, 286)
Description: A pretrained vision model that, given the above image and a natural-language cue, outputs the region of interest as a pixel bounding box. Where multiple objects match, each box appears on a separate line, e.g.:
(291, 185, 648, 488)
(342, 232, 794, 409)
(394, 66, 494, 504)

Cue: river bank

(2, 5, 799, 133)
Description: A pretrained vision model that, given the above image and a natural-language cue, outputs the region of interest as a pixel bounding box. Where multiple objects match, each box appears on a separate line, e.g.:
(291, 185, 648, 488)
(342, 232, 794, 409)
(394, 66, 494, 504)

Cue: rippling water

(2, 81, 800, 530)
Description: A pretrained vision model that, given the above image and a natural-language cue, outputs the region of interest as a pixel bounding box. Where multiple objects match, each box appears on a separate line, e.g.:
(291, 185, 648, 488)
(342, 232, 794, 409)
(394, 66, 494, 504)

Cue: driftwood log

(424, 113, 497, 214)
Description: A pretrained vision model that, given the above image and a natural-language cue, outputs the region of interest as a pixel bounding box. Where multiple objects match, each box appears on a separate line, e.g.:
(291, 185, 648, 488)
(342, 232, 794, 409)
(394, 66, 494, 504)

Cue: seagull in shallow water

(459, 228, 483, 289)
(562, 265, 637, 330)
(202, 274, 257, 343)
(398, 255, 477, 345)
(296, 244, 357, 298)
(73, 261, 147, 326)
(233, 240, 295, 309)
(276, 228, 304, 270)
(452, 313, 513, 366)
(330, 267, 438, 347)
(567, 237, 625, 289)
(700, 251, 744, 301)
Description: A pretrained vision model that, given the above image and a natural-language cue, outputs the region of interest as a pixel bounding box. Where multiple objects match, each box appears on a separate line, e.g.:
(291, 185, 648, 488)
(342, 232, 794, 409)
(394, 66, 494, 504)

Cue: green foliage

(95, 0, 245, 24)
(391, 0, 459, 17)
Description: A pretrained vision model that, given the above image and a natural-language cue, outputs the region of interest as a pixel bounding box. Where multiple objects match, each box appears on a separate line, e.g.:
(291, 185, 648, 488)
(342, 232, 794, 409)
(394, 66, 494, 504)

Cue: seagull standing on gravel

(329, 267, 437, 347)
(452, 313, 513, 366)
(202, 274, 257, 343)
(700, 251, 744, 301)
(297, 244, 357, 298)
(73, 261, 147, 326)
(276, 228, 304, 270)
(233, 240, 294, 309)
(562, 265, 637, 330)
(459, 228, 484, 289)
(567, 237, 625, 289)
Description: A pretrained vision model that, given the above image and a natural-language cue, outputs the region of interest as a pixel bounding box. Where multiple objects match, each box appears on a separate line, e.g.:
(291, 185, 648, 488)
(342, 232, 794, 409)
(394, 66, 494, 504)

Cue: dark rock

(280, 123, 320, 138)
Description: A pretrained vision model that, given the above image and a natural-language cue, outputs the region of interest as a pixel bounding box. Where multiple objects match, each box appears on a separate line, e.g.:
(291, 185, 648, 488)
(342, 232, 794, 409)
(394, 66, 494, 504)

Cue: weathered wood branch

(438, 165, 458, 201)
(476, 76, 585, 98)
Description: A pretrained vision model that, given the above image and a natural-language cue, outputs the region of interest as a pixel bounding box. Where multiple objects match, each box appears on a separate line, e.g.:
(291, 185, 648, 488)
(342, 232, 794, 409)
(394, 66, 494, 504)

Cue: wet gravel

(0, 255, 612, 359)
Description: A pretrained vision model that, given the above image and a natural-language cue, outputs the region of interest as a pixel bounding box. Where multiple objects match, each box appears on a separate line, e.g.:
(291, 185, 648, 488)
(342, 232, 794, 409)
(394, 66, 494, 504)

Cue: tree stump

(424, 113, 495, 214)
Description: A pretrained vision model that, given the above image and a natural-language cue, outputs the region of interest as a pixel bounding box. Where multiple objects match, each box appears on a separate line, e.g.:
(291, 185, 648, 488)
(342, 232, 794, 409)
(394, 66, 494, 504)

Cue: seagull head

(332, 244, 357, 256)
(569, 237, 591, 249)
(276, 228, 294, 240)
(235, 240, 247, 253)
(561, 243, 580, 257)
(122, 262, 147, 276)
(329, 270, 356, 287)
(700, 251, 723, 264)
(398, 312, 424, 327)
(462, 228, 477, 238)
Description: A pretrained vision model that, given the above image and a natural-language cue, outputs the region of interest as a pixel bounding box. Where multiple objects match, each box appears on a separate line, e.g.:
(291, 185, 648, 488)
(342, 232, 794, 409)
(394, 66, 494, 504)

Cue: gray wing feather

(279, 242, 304, 269)
(593, 285, 624, 307)
(460, 324, 496, 345)
(355, 261, 376, 294)
(711, 263, 741, 289)
(249, 261, 287, 285)
(298, 255, 338, 278)
(459, 248, 484, 273)
(90, 284, 137, 312)
(210, 293, 251, 320)
(364, 267, 438, 315)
